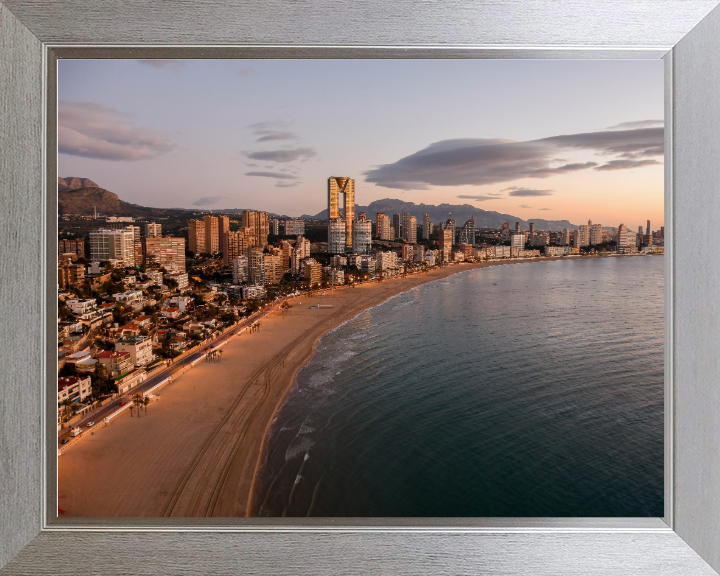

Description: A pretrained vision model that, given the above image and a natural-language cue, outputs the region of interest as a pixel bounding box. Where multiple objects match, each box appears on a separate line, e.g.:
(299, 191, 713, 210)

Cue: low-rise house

(160, 307, 182, 319)
(182, 322, 206, 335)
(66, 298, 97, 315)
(58, 375, 91, 404)
(65, 350, 92, 365)
(199, 318, 221, 329)
(112, 290, 143, 305)
(166, 296, 194, 313)
(164, 272, 189, 291)
(115, 336, 154, 367)
(75, 357, 98, 373)
(116, 369, 147, 395)
(96, 350, 134, 378)
(133, 315, 153, 327)
(119, 323, 142, 337)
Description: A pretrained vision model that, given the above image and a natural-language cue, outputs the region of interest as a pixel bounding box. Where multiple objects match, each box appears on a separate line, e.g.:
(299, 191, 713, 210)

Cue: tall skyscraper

(242, 210, 270, 248)
(589, 221, 603, 245)
(218, 215, 230, 256)
(439, 228, 452, 262)
(328, 219, 347, 254)
(445, 217, 456, 245)
(647, 220, 651, 236)
(145, 222, 162, 238)
(515, 222, 521, 234)
(247, 247, 266, 285)
(616, 223, 635, 248)
(270, 219, 280, 236)
(353, 216, 372, 254)
(328, 177, 355, 250)
(401, 212, 410, 241)
(143, 237, 186, 272)
(458, 217, 475, 245)
(393, 214, 401, 240)
(574, 224, 590, 247)
(188, 220, 206, 255)
(529, 222, 535, 235)
(232, 256, 248, 284)
(501, 221, 511, 241)
(408, 216, 417, 244)
(562, 228, 570, 245)
(203, 215, 219, 254)
(378, 214, 390, 240)
(423, 214, 431, 240)
(224, 230, 247, 266)
(376, 212, 385, 237)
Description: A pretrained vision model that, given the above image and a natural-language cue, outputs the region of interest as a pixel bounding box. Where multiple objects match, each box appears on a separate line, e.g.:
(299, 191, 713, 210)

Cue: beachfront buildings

(115, 336, 153, 367)
(439, 228, 453, 262)
(248, 247, 265, 285)
(304, 258, 322, 288)
(143, 237, 186, 272)
(511, 233, 525, 250)
(263, 254, 284, 285)
(95, 350, 133, 379)
(58, 375, 92, 404)
(458, 217, 475, 246)
(616, 224, 635, 248)
(328, 177, 355, 252)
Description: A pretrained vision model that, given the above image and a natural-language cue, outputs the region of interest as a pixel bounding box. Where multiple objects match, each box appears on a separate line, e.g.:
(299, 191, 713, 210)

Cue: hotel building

(143, 237, 186, 272)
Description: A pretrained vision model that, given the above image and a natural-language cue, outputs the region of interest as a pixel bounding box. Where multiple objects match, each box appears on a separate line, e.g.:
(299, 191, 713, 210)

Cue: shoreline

(57, 254, 651, 517)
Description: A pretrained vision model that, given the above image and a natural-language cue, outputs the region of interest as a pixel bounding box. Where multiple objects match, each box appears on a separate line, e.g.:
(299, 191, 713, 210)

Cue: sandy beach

(58, 256, 598, 517)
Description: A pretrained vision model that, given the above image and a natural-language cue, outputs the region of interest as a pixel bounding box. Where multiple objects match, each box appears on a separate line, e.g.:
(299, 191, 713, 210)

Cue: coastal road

(57, 299, 293, 446)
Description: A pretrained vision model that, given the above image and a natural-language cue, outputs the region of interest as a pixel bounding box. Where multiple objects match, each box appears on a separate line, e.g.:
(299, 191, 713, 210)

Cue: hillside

(58, 177, 99, 193)
(302, 198, 579, 231)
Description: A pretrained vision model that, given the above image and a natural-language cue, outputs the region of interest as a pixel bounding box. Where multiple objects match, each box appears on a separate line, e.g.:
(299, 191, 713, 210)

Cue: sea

(254, 255, 664, 517)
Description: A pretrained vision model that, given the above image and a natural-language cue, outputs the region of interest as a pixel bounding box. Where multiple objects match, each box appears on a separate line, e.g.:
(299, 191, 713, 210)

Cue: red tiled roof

(120, 324, 140, 331)
(58, 376, 85, 391)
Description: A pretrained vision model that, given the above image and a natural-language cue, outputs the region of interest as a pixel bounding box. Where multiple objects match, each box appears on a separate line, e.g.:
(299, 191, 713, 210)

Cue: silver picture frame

(2, 1, 719, 573)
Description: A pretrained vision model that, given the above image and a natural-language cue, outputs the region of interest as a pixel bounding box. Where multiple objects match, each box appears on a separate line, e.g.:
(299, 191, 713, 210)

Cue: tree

(143, 396, 151, 414)
(133, 393, 145, 416)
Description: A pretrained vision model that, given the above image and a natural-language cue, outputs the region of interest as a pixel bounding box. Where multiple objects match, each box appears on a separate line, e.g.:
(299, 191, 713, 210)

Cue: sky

(58, 59, 664, 230)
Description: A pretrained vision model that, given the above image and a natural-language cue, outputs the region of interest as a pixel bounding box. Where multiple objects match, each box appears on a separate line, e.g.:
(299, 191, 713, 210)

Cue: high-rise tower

(328, 177, 355, 250)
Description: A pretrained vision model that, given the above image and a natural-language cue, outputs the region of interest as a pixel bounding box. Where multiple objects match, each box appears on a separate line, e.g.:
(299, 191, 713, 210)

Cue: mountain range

(302, 199, 580, 231)
(58, 178, 581, 231)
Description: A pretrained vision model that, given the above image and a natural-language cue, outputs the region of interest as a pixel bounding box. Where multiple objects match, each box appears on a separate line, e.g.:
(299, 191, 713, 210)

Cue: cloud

(275, 181, 301, 188)
(594, 159, 661, 171)
(247, 120, 298, 143)
(245, 148, 316, 162)
(518, 205, 532, 209)
(607, 119, 663, 130)
(137, 60, 185, 69)
(58, 100, 175, 161)
(538, 208, 552, 211)
(507, 188, 554, 197)
(456, 194, 498, 201)
(192, 196, 228, 207)
(363, 126, 663, 190)
(245, 171, 299, 180)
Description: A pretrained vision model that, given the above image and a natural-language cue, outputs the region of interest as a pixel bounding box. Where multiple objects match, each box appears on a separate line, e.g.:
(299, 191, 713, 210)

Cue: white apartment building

(359, 255, 376, 273)
(375, 251, 398, 272)
(89, 228, 135, 266)
(145, 222, 162, 238)
(112, 290, 143, 305)
(145, 270, 164, 285)
(574, 224, 590, 247)
(353, 219, 372, 254)
(58, 375, 92, 405)
(115, 336, 154, 367)
(329, 269, 345, 285)
(65, 298, 97, 315)
(511, 233, 525, 250)
(164, 272, 189, 291)
(413, 245, 426, 263)
(166, 296, 195, 313)
(232, 255, 249, 284)
(242, 284, 266, 300)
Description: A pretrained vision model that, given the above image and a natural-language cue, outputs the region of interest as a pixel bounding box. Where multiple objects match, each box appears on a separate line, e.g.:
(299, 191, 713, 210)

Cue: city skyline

(58, 59, 663, 231)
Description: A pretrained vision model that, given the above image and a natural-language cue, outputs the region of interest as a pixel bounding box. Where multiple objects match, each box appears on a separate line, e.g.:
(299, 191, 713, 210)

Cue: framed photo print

(1, 1, 720, 574)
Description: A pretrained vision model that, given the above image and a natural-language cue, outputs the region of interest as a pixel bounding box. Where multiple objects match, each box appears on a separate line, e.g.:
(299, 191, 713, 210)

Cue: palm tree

(60, 399, 73, 427)
(133, 393, 144, 416)
(142, 396, 151, 414)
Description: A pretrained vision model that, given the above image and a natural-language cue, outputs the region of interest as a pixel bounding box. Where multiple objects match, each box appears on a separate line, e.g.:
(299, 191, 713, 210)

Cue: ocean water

(254, 256, 664, 517)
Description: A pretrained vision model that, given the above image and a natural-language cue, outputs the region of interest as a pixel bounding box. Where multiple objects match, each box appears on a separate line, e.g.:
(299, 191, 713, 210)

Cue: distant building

(95, 350, 133, 379)
(353, 216, 372, 254)
(377, 213, 391, 240)
(408, 216, 417, 244)
(511, 233, 525, 250)
(58, 256, 85, 289)
(224, 230, 247, 266)
(58, 239, 85, 259)
(423, 214, 431, 240)
(284, 219, 305, 236)
(376, 212, 386, 238)
(89, 228, 135, 266)
(439, 228, 453, 262)
(248, 247, 266, 285)
(242, 210, 269, 248)
(458, 217, 475, 246)
(329, 269, 344, 285)
(242, 285, 266, 300)
(270, 219, 280, 236)
(574, 224, 590, 247)
(145, 222, 162, 238)
(376, 251, 399, 272)
(413, 244, 425, 263)
(401, 212, 411, 241)
(501, 222, 511, 242)
(328, 177, 354, 251)
(402, 244, 414, 261)
(143, 237, 186, 272)
(562, 228, 570, 245)
(328, 219, 347, 254)
(164, 272, 189, 291)
(217, 215, 230, 256)
(203, 215, 219, 254)
(616, 223, 635, 248)
(188, 220, 206, 255)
